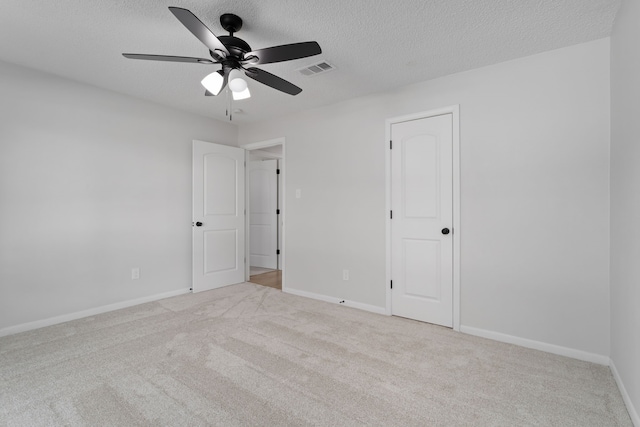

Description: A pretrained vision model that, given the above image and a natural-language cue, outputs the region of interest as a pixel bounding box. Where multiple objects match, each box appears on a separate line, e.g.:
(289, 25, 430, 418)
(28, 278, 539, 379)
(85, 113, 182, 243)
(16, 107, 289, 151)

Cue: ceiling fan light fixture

(201, 70, 225, 95)
(123, 8, 322, 109)
(228, 68, 248, 93)
(232, 87, 251, 100)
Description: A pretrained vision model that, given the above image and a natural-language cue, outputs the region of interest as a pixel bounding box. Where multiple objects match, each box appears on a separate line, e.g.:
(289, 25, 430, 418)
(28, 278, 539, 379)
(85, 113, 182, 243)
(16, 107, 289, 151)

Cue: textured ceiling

(0, 0, 620, 124)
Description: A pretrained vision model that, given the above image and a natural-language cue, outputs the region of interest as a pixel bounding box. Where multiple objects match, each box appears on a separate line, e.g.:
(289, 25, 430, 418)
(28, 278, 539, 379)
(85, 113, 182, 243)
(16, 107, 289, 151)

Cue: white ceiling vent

(297, 61, 335, 76)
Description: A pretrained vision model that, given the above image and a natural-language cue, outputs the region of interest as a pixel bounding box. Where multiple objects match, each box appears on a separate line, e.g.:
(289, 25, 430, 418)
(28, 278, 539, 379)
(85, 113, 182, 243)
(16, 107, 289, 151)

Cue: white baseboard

(460, 325, 610, 365)
(610, 359, 640, 426)
(0, 288, 191, 338)
(283, 288, 387, 315)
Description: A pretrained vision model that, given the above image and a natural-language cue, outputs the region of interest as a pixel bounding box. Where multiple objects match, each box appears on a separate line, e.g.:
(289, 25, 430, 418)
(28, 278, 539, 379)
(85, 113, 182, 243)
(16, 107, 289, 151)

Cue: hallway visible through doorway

(249, 267, 282, 290)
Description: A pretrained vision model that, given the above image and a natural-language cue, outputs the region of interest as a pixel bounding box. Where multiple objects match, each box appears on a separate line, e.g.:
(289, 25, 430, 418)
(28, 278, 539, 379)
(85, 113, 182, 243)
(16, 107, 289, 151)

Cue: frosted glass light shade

(232, 87, 251, 100)
(228, 68, 248, 93)
(201, 71, 224, 95)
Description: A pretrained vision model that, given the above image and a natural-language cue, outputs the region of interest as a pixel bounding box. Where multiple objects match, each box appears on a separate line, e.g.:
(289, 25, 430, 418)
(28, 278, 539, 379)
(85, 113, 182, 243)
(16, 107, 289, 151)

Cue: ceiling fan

(123, 7, 322, 104)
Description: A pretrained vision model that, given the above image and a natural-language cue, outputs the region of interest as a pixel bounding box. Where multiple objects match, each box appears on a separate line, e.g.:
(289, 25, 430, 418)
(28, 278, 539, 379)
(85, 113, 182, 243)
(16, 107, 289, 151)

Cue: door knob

(195, 222, 203, 227)
(441, 228, 450, 235)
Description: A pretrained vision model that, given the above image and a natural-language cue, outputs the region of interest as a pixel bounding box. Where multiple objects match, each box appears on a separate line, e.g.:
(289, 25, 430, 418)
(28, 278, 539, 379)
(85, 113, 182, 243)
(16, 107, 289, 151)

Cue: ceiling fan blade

(246, 41, 321, 65)
(122, 53, 214, 64)
(168, 7, 229, 57)
(245, 67, 302, 95)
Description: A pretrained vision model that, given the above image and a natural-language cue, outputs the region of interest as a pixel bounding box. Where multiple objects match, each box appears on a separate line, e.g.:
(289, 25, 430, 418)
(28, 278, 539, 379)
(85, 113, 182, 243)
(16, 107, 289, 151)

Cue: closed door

(192, 140, 245, 292)
(249, 159, 278, 269)
(391, 114, 453, 327)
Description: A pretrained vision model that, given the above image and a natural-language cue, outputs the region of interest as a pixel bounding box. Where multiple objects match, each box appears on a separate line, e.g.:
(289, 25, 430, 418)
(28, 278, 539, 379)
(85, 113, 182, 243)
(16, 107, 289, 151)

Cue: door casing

(385, 106, 461, 331)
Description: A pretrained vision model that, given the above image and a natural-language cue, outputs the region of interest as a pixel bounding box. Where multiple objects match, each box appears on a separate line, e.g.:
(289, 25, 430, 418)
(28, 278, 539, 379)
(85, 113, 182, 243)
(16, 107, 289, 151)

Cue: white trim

(249, 150, 283, 160)
(385, 105, 461, 331)
(0, 288, 190, 338)
(451, 108, 461, 331)
(610, 359, 640, 426)
(284, 288, 387, 315)
(460, 325, 610, 365)
(241, 138, 286, 292)
(241, 138, 286, 151)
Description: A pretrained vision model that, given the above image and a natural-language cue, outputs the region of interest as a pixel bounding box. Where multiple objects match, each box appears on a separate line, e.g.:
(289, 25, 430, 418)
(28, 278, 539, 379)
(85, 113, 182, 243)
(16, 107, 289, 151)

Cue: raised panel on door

(204, 229, 237, 274)
(403, 135, 439, 219)
(204, 155, 237, 216)
(193, 140, 245, 292)
(391, 114, 453, 327)
(403, 238, 441, 300)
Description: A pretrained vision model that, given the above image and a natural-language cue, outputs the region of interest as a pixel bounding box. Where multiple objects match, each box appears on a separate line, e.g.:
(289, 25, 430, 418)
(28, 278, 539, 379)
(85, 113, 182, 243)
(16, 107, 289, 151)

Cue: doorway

(242, 138, 285, 291)
(385, 107, 461, 330)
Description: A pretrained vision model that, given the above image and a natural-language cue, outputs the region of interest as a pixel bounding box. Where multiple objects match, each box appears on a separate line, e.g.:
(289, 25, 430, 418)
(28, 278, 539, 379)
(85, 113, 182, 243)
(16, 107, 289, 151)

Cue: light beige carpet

(0, 283, 632, 426)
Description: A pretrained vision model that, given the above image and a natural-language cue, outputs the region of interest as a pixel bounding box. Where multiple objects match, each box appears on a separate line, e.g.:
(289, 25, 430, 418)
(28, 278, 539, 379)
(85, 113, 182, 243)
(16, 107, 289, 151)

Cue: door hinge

(276, 209, 280, 215)
(390, 210, 393, 219)
(390, 140, 393, 149)
(390, 280, 393, 289)
(276, 169, 280, 174)
(277, 249, 281, 255)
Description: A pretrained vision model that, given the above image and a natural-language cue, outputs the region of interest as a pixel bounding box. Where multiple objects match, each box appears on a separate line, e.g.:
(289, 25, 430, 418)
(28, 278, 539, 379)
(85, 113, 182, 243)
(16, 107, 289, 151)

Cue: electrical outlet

(131, 267, 140, 280)
(342, 269, 349, 281)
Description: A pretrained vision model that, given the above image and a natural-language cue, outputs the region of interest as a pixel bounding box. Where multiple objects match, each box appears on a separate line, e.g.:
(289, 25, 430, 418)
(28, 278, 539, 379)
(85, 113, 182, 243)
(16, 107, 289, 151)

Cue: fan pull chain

(225, 87, 233, 121)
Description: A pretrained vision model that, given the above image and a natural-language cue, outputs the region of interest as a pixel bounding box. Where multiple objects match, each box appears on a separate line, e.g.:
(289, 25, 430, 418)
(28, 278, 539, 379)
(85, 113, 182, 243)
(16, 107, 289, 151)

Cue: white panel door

(249, 160, 278, 269)
(192, 140, 245, 292)
(391, 114, 453, 327)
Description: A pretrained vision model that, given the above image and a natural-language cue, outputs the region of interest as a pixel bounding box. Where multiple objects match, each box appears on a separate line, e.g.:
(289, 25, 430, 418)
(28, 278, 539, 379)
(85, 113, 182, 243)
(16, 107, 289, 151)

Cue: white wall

(0, 60, 237, 332)
(610, 0, 640, 422)
(239, 39, 611, 358)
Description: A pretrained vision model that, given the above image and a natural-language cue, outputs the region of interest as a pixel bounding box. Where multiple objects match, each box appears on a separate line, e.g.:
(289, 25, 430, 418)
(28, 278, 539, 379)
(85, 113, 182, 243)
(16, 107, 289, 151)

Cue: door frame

(385, 106, 461, 331)
(240, 137, 286, 291)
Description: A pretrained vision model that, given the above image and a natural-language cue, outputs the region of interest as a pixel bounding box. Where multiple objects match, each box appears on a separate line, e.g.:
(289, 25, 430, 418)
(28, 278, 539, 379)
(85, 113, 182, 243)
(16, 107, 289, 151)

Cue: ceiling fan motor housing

(216, 35, 251, 58)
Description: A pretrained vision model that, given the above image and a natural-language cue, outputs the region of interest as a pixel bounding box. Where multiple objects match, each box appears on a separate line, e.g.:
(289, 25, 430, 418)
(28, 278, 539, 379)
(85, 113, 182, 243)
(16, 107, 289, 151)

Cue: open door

(249, 159, 278, 269)
(192, 140, 245, 292)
